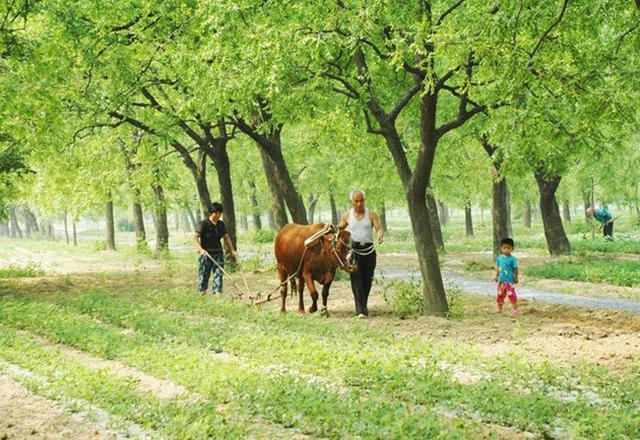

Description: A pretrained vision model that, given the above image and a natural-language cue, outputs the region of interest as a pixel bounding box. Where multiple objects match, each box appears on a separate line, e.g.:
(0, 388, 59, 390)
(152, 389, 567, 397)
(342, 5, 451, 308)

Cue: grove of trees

(1, 0, 639, 315)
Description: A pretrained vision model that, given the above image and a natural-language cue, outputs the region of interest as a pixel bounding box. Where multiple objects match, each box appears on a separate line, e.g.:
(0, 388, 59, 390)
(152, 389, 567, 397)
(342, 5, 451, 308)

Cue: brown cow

(274, 223, 356, 315)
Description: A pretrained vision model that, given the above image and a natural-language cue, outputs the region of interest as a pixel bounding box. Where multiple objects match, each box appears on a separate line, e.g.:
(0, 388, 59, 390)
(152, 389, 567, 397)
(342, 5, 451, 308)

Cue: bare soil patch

(0, 375, 115, 440)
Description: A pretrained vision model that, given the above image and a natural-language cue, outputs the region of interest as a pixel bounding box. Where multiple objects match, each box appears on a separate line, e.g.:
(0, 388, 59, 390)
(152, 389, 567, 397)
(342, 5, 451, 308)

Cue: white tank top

(347, 208, 373, 243)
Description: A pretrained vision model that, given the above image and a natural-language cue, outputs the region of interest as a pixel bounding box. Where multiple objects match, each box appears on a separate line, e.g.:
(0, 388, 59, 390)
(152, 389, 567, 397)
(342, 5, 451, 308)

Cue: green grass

(526, 259, 640, 287)
(0, 263, 44, 278)
(1, 288, 638, 438)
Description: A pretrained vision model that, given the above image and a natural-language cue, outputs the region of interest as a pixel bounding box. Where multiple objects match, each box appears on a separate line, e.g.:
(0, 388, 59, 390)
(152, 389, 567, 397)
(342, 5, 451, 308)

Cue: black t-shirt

(196, 219, 227, 251)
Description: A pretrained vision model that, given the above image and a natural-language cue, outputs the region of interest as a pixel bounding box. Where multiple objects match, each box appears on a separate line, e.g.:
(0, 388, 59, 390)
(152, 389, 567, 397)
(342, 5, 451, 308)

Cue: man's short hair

(349, 190, 366, 202)
(500, 237, 514, 247)
(208, 202, 223, 214)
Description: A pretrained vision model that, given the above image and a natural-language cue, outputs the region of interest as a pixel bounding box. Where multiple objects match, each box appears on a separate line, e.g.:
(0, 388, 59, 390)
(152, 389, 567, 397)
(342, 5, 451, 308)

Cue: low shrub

(0, 262, 45, 278)
(244, 228, 276, 244)
(382, 280, 423, 318)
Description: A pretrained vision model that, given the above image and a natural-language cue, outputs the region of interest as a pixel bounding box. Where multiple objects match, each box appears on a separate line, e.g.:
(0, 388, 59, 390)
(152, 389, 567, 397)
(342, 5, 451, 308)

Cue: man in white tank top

(337, 191, 384, 318)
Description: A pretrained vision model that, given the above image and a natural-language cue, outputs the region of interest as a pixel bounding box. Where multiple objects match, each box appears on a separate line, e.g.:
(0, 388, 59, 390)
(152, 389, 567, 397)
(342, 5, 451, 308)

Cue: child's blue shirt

(496, 254, 518, 283)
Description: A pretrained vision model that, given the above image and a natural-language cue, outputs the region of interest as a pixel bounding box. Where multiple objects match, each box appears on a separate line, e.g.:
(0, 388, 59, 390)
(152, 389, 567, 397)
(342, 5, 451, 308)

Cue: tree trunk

(307, 194, 319, 224)
(0, 220, 9, 236)
(181, 211, 190, 232)
(491, 173, 510, 260)
(465, 200, 474, 237)
(562, 200, 571, 222)
(207, 132, 237, 250)
(72, 220, 77, 246)
(9, 205, 22, 239)
(379, 200, 388, 232)
(583, 194, 591, 221)
(190, 150, 213, 218)
(187, 209, 198, 231)
(535, 172, 571, 256)
(105, 199, 116, 251)
(426, 190, 444, 250)
(523, 202, 532, 229)
(268, 210, 276, 230)
(262, 131, 307, 224)
(63, 211, 70, 245)
(329, 192, 339, 225)
(438, 201, 448, 227)
(240, 215, 249, 231)
(259, 147, 288, 229)
(248, 180, 262, 230)
(506, 187, 513, 237)
(408, 187, 449, 316)
(152, 183, 169, 251)
(132, 201, 147, 250)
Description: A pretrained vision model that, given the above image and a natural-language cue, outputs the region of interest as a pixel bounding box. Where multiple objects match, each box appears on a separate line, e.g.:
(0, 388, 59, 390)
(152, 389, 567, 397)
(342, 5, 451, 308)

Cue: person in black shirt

(194, 202, 237, 295)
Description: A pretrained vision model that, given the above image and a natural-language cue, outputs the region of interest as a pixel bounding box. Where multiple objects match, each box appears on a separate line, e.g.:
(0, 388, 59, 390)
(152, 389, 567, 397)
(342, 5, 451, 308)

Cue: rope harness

(253, 224, 351, 306)
(202, 224, 378, 307)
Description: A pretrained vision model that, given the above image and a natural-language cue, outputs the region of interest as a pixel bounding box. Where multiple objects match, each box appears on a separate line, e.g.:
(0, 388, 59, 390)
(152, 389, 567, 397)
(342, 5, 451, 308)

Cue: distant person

(586, 207, 614, 238)
(194, 202, 237, 295)
(493, 237, 520, 317)
(337, 190, 384, 318)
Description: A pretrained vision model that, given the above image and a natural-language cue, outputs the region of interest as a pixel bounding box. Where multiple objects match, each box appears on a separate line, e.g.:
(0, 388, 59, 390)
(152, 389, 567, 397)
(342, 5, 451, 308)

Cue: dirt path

(0, 374, 116, 440)
(378, 267, 640, 314)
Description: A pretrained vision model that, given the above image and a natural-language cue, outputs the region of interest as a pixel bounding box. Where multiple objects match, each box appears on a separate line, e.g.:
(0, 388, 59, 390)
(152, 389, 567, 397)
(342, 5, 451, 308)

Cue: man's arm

(336, 212, 349, 230)
(223, 234, 237, 257)
(369, 211, 384, 244)
(194, 233, 205, 255)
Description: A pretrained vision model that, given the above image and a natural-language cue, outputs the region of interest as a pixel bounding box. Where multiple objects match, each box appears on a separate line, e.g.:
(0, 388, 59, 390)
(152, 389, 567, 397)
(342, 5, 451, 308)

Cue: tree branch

(436, 0, 466, 26)
(389, 82, 420, 121)
(529, 0, 570, 59)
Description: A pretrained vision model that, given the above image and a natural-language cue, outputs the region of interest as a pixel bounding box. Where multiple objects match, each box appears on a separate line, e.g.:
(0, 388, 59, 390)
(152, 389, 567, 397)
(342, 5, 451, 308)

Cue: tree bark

(523, 202, 532, 229)
(329, 192, 339, 225)
(408, 187, 449, 316)
(236, 116, 307, 224)
(240, 215, 249, 231)
(465, 200, 474, 237)
(259, 147, 288, 229)
(187, 209, 198, 231)
(248, 180, 262, 230)
(582, 192, 591, 221)
(9, 205, 22, 239)
(481, 137, 510, 259)
(506, 186, 513, 237)
(426, 190, 444, 250)
(152, 183, 169, 251)
(0, 220, 9, 237)
(263, 130, 307, 224)
(438, 201, 448, 227)
(132, 201, 147, 250)
(491, 174, 510, 260)
(72, 220, 77, 246)
(105, 199, 116, 251)
(63, 210, 70, 245)
(562, 200, 571, 222)
(535, 172, 571, 256)
(206, 127, 237, 250)
(379, 200, 388, 232)
(307, 194, 319, 224)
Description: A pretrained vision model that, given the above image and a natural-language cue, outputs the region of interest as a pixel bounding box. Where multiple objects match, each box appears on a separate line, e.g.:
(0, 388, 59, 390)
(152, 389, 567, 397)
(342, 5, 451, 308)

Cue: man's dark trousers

(349, 243, 376, 316)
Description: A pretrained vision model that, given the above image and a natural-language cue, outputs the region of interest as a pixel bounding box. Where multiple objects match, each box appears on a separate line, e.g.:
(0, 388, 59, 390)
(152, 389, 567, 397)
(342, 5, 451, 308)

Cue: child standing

(494, 238, 520, 316)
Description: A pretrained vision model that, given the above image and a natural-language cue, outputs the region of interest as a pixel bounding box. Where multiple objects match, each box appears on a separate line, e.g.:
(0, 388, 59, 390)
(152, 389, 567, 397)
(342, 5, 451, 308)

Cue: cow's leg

(296, 275, 305, 314)
(320, 280, 332, 317)
(304, 274, 319, 313)
(277, 267, 288, 313)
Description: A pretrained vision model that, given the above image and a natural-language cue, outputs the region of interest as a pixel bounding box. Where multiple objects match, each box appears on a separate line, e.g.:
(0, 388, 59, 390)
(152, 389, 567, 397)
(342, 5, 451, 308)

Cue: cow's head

(323, 228, 357, 273)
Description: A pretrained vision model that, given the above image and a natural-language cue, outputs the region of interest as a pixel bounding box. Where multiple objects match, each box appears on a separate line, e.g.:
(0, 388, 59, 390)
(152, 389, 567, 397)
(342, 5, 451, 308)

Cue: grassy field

(1, 215, 640, 438)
